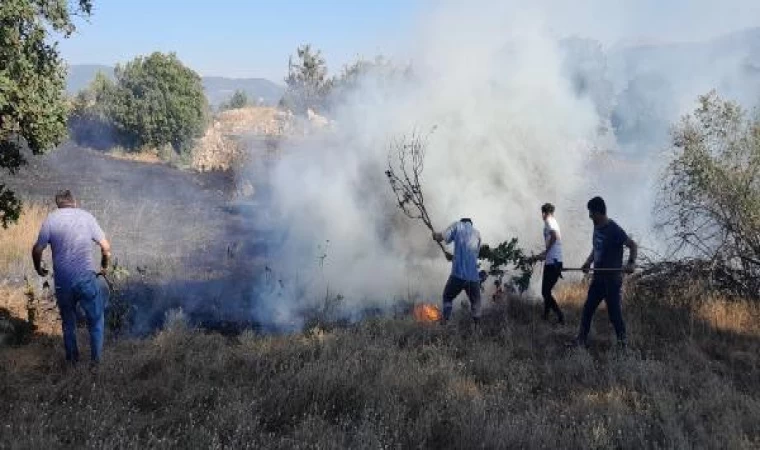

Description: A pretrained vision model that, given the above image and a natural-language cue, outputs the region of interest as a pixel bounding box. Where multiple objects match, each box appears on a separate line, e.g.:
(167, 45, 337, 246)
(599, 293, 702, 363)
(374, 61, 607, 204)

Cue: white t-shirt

(543, 216, 563, 264)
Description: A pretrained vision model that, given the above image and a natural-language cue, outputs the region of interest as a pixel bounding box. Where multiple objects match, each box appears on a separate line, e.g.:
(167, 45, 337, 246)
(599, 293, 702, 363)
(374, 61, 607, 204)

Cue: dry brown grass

(106, 147, 164, 165)
(0, 284, 59, 338)
(1, 279, 759, 449)
(214, 107, 282, 135)
(555, 278, 590, 306)
(0, 203, 50, 277)
(696, 298, 760, 335)
(0, 202, 61, 341)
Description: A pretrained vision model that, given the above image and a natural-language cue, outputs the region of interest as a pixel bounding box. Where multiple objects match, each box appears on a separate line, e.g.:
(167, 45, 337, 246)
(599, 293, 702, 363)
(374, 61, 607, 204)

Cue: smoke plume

(245, 1, 760, 329)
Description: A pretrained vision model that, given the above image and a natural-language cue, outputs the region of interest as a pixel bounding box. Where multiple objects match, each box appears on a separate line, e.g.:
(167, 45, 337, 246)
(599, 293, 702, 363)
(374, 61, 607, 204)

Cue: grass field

(1, 275, 758, 448)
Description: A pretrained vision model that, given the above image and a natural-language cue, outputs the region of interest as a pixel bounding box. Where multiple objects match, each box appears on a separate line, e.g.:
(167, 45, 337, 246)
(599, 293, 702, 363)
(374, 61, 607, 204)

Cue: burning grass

(412, 303, 442, 323)
(1, 282, 759, 448)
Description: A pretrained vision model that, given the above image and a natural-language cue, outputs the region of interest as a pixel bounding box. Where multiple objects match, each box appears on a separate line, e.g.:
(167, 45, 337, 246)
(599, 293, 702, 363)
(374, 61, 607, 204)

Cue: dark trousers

(541, 262, 564, 322)
(442, 275, 481, 321)
(577, 275, 626, 345)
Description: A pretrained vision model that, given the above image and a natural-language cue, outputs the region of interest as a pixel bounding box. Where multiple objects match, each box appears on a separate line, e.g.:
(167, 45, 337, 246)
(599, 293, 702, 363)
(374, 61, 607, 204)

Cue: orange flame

(413, 303, 442, 323)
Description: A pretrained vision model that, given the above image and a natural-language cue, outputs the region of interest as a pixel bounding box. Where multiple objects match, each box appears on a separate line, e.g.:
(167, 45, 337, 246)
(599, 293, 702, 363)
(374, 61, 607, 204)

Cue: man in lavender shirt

(433, 218, 482, 325)
(32, 190, 111, 364)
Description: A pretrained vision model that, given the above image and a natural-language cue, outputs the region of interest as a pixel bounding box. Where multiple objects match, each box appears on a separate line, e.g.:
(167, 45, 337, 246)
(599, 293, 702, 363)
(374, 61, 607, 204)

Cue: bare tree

(384, 127, 449, 257)
(384, 127, 536, 293)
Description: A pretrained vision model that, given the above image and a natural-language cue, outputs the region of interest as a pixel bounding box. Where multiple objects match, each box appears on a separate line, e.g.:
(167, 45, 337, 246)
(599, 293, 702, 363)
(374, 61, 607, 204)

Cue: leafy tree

(221, 90, 248, 110)
(656, 91, 760, 299)
(0, 0, 92, 226)
(69, 71, 117, 149)
(108, 52, 208, 154)
(280, 44, 332, 114)
(329, 55, 412, 108)
(218, 89, 248, 111)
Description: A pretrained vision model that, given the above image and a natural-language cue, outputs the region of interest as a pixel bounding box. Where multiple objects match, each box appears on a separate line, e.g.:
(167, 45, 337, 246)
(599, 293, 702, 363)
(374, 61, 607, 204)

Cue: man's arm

(31, 244, 48, 277)
(624, 237, 638, 273)
(533, 230, 558, 261)
(433, 222, 457, 244)
(581, 250, 594, 273)
(97, 238, 112, 273)
(32, 219, 50, 277)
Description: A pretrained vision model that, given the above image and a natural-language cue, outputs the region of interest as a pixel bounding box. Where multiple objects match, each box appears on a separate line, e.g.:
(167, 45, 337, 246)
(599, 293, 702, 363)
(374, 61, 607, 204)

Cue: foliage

(656, 91, 760, 299)
(280, 44, 332, 114)
(107, 52, 209, 154)
(0, 0, 92, 226)
(220, 89, 248, 111)
(103, 259, 133, 333)
(329, 55, 412, 107)
(478, 239, 535, 293)
(68, 71, 117, 149)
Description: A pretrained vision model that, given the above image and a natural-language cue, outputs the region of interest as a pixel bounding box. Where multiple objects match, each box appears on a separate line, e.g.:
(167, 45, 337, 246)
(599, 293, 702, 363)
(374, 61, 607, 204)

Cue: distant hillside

(608, 27, 760, 102)
(66, 64, 114, 94)
(66, 65, 284, 107)
(202, 76, 284, 108)
(559, 27, 760, 153)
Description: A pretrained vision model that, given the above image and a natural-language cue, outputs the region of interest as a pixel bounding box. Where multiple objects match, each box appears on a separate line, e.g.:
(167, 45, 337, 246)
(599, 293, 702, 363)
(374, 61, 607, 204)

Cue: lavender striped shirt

(35, 208, 106, 293)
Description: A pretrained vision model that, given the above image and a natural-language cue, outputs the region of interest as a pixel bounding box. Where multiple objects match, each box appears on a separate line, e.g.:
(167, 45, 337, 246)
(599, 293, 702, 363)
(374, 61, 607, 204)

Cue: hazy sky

(58, 0, 760, 82)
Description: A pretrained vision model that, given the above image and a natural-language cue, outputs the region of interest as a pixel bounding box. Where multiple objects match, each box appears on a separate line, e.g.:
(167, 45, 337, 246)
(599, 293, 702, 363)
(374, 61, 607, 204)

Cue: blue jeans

(577, 275, 626, 345)
(56, 272, 108, 363)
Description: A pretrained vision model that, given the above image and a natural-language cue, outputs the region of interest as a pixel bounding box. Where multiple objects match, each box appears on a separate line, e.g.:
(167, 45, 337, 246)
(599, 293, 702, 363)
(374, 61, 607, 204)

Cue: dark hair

(541, 203, 555, 214)
(460, 218, 472, 224)
(587, 196, 606, 215)
(55, 189, 75, 206)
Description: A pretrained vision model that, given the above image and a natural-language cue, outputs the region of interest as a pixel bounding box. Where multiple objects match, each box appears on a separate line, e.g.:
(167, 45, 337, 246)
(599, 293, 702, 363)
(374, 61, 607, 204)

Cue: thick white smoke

(249, 3, 605, 329)
(247, 1, 759, 329)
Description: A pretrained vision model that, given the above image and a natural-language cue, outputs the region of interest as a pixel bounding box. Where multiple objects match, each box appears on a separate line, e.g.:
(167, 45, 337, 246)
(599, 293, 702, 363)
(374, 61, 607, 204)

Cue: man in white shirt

(433, 218, 482, 325)
(531, 203, 565, 324)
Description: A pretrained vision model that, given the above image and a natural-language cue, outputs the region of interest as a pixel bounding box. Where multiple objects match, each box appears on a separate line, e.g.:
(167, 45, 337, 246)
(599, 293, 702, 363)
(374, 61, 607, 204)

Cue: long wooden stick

(562, 267, 635, 272)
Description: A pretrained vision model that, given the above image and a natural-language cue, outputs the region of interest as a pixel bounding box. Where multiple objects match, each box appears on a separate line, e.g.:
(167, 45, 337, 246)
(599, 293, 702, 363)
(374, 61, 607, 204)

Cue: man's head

(587, 196, 607, 226)
(541, 203, 555, 221)
(55, 190, 76, 208)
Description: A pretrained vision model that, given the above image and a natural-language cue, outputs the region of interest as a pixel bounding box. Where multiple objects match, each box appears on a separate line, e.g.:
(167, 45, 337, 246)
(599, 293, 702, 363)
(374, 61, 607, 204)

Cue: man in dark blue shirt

(576, 196, 638, 348)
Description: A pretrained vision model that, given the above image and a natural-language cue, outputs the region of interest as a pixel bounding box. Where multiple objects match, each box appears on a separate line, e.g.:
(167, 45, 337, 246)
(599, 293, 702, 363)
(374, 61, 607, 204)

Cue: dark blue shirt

(592, 219, 628, 270)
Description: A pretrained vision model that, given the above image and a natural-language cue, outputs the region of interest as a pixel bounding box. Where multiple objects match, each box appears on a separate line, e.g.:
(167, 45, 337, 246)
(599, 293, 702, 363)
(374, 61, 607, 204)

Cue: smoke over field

(245, 2, 760, 328)
(9, 1, 758, 333)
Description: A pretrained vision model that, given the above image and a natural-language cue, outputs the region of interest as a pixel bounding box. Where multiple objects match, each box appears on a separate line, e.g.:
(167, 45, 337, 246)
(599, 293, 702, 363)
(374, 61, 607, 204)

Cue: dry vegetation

(1, 201, 758, 448)
(0, 202, 50, 277)
(106, 147, 165, 165)
(0, 202, 60, 341)
(1, 276, 759, 448)
(190, 107, 286, 172)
